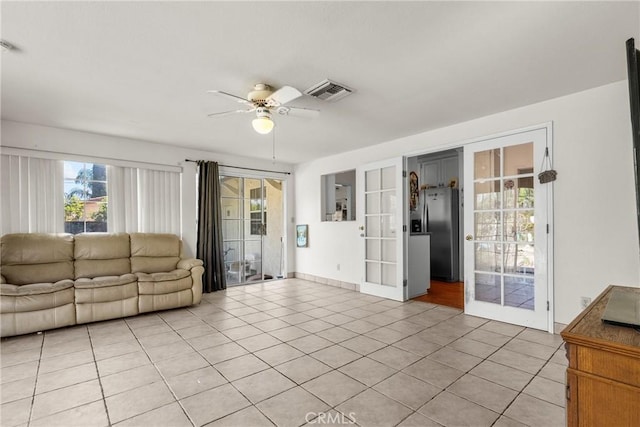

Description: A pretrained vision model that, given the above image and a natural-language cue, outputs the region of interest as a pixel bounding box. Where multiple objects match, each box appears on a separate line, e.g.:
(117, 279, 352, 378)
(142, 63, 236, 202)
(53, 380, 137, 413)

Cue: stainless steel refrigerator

(423, 187, 459, 282)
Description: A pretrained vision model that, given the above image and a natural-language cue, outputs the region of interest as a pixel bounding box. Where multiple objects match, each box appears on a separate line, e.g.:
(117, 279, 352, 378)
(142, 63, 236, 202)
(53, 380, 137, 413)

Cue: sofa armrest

(177, 258, 204, 271)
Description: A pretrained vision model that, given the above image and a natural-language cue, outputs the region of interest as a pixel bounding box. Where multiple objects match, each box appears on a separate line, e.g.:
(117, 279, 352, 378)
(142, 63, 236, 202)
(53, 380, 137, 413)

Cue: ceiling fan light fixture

(252, 115, 274, 134)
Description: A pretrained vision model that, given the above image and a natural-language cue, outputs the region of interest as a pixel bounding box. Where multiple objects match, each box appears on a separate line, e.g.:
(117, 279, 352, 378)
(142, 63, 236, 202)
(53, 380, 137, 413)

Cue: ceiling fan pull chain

(272, 127, 276, 163)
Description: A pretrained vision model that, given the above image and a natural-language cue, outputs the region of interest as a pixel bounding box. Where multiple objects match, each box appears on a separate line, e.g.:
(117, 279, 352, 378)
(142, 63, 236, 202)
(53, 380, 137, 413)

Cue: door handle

(359, 225, 365, 231)
(465, 234, 473, 241)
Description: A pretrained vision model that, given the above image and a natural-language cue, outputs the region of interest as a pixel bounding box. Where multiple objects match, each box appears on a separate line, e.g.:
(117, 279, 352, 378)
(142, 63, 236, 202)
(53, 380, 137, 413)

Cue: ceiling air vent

(304, 79, 353, 102)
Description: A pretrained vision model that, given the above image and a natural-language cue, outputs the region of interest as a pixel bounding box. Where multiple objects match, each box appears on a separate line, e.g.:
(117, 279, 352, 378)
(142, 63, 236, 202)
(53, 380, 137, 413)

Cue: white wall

(294, 80, 640, 325)
(0, 120, 296, 272)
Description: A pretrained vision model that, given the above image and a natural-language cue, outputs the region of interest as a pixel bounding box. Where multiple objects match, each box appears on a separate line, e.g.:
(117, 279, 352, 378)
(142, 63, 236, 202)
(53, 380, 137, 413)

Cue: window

(63, 161, 108, 234)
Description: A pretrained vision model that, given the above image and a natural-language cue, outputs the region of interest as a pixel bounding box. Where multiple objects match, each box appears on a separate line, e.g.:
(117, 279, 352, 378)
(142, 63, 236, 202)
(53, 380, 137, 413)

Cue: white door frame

(401, 122, 554, 331)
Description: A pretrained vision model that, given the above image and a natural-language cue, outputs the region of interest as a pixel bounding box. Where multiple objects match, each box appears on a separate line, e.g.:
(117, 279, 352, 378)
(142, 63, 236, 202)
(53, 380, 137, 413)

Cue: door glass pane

(382, 264, 396, 287)
(504, 143, 533, 176)
(381, 166, 395, 190)
(220, 177, 241, 197)
(366, 193, 380, 214)
(504, 276, 534, 310)
(366, 216, 380, 237)
(475, 273, 501, 304)
(224, 241, 242, 285)
(366, 169, 380, 191)
(223, 219, 242, 240)
(381, 191, 395, 214)
(381, 215, 395, 237)
(504, 243, 534, 275)
(381, 240, 396, 263)
(474, 180, 501, 210)
(366, 239, 380, 261)
(366, 261, 380, 284)
(504, 211, 534, 242)
(504, 180, 535, 209)
(474, 149, 500, 180)
(475, 243, 501, 272)
(245, 240, 261, 279)
(244, 219, 260, 238)
(474, 212, 500, 241)
(221, 199, 241, 219)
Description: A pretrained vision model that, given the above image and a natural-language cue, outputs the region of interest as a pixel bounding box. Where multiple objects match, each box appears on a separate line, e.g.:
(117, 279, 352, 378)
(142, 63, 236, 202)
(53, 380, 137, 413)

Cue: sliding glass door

(219, 175, 284, 285)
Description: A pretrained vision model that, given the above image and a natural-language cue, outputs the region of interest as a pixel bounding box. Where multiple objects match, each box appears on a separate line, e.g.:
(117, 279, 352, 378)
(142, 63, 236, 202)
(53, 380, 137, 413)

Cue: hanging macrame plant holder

(538, 147, 557, 184)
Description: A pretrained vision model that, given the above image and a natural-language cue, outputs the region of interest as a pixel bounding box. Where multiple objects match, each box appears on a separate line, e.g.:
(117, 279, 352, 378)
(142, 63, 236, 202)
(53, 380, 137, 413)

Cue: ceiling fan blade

(207, 108, 255, 118)
(207, 90, 251, 105)
(277, 106, 320, 119)
(266, 86, 302, 107)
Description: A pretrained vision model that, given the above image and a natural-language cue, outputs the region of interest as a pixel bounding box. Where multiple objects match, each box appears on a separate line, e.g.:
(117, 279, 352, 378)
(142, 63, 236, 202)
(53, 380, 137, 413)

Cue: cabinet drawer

(576, 346, 640, 387)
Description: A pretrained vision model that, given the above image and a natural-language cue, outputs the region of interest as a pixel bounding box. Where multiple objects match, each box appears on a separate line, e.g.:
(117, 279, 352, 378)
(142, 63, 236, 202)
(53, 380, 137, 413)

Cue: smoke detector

(304, 79, 353, 102)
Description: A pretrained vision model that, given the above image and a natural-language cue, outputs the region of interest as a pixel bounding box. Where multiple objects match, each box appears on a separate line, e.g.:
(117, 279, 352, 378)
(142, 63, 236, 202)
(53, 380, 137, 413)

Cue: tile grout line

(87, 325, 113, 427)
(126, 313, 198, 427)
(25, 331, 45, 427)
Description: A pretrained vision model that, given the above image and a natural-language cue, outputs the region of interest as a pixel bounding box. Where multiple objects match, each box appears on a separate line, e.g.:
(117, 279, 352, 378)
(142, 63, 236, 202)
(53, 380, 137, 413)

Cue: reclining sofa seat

(0, 233, 76, 336)
(130, 233, 204, 313)
(0, 232, 204, 337)
(74, 233, 138, 323)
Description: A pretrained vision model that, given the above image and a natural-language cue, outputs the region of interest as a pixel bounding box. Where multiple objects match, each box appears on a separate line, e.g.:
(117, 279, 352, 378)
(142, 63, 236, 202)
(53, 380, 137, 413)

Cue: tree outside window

(64, 161, 108, 234)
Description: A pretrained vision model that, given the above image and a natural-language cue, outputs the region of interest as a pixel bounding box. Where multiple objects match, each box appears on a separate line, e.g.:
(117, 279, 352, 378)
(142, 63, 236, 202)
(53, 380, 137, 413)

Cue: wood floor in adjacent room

(413, 280, 464, 310)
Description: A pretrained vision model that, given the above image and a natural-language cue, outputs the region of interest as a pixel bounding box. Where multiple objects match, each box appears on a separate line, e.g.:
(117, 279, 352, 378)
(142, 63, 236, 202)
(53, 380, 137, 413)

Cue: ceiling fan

(207, 83, 319, 134)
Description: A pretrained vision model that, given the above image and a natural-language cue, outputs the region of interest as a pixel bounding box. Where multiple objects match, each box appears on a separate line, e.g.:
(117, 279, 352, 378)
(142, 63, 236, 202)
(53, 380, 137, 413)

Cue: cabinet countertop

(561, 285, 640, 355)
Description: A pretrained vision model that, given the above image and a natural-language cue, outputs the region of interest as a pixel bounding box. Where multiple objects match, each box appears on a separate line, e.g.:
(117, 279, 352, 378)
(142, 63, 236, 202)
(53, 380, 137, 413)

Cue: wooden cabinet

(561, 285, 640, 427)
(422, 156, 458, 188)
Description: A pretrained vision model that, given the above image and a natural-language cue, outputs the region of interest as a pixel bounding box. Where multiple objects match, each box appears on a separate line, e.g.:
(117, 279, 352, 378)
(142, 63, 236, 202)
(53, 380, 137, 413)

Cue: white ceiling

(2, 1, 638, 164)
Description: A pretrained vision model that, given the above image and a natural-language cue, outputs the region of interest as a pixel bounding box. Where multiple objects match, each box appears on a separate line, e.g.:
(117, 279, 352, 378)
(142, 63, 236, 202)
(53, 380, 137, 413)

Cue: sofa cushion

(74, 233, 131, 279)
(137, 267, 191, 295)
(74, 274, 137, 289)
(131, 257, 180, 274)
(1, 280, 74, 296)
(136, 269, 190, 283)
(74, 276, 138, 304)
(74, 232, 130, 259)
(1, 281, 75, 313)
(1, 233, 74, 285)
(137, 277, 193, 296)
(2, 262, 75, 287)
(130, 233, 180, 257)
(130, 233, 181, 274)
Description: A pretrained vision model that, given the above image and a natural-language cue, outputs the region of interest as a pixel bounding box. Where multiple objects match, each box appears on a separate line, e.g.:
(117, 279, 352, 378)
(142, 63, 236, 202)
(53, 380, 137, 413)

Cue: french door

(358, 157, 405, 301)
(219, 176, 284, 285)
(463, 126, 552, 331)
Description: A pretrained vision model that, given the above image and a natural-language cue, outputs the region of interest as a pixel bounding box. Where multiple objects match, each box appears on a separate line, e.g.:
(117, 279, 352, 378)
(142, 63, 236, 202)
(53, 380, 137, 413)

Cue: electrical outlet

(580, 296, 591, 309)
(336, 264, 340, 271)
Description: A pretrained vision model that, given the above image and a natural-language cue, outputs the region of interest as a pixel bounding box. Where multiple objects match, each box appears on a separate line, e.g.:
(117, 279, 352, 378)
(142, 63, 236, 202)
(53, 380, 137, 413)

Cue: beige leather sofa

(0, 232, 204, 337)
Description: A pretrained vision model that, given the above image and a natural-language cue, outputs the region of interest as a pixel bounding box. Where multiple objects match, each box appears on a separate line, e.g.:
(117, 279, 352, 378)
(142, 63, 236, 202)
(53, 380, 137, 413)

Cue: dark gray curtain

(196, 161, 226, 292)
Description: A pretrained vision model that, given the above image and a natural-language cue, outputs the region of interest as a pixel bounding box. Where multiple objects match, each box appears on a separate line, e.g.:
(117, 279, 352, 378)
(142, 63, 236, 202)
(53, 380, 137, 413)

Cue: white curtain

(107, 165, 139, 233)
(1, 155, 64, 234)
(137, 169, 181, 235)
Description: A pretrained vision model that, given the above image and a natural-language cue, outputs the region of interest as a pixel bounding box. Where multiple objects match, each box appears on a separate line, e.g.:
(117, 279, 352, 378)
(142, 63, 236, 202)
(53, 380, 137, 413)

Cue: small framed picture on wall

(296, 224, 308, 248)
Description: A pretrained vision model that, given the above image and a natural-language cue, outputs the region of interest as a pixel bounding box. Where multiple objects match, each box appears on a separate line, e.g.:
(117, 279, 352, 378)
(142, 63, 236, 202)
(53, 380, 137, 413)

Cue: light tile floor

(0, 279, 567, 427)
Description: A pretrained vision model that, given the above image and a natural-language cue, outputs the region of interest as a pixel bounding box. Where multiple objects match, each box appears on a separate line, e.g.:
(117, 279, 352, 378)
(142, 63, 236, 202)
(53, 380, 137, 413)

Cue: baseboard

(294, 272, 360, 292)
